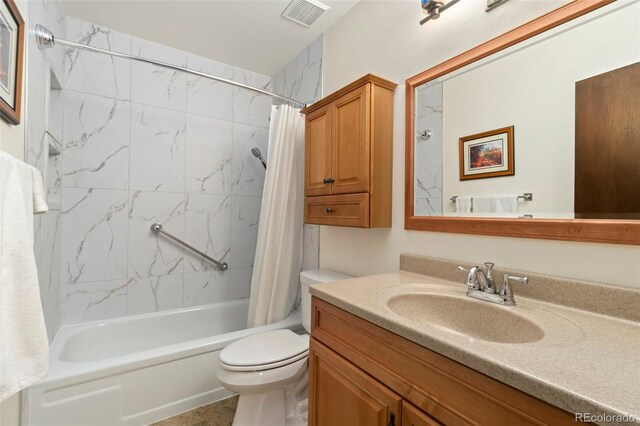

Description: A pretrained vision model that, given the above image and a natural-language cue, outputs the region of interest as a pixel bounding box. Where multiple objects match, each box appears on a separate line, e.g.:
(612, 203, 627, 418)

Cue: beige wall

(320, 0, 640, 288)
(0, 91, 25, 161)
(0, 393, 21, 426)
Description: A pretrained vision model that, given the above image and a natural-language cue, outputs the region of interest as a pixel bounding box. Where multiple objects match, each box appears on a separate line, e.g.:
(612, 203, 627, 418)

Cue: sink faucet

(457, 263, 528, 306)
(459, 262, 496, 293)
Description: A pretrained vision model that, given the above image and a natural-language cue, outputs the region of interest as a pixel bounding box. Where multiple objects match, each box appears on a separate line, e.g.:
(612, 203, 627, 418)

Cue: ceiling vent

(281, 0, 330, 28)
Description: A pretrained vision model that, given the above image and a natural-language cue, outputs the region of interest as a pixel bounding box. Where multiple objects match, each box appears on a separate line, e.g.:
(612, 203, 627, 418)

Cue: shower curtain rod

(35, 24, 307, 109)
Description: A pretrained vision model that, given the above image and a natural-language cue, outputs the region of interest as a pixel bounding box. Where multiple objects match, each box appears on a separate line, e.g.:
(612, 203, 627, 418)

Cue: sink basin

(387, 293, 545, 344)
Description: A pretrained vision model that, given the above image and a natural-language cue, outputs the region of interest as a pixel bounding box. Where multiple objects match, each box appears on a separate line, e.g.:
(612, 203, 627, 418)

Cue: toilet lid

(219, 330, 309, 371)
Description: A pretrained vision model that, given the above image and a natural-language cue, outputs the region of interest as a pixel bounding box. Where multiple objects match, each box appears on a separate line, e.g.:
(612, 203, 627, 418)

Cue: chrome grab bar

(150, 223, 229, 271)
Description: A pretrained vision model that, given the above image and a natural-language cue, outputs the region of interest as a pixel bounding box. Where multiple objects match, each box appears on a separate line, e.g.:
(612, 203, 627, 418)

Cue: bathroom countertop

(309, 271, 640, 424)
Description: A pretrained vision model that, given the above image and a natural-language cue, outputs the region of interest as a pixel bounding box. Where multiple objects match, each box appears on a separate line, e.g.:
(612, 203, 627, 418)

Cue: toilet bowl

(217, 270, 352, 426)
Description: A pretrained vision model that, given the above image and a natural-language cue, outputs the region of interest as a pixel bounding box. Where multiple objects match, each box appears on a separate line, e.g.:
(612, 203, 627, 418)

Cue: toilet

(217, 270, 352, 426)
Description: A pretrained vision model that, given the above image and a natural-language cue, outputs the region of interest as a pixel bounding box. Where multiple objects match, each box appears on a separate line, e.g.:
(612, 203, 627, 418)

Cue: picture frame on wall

(0, 0, 24, 125)
(459, 126, 514, 180)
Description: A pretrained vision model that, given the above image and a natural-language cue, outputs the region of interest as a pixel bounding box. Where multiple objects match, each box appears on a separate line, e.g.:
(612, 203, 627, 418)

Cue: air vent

(281, 0, 330, 28)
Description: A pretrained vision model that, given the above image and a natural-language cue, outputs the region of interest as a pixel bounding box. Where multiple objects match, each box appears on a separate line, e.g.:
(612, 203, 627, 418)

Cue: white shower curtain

(247, 105, 305, 327)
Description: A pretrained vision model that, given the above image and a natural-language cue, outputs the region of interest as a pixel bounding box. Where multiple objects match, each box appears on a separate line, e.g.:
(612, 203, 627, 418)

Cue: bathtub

(25, 299, 303, 426)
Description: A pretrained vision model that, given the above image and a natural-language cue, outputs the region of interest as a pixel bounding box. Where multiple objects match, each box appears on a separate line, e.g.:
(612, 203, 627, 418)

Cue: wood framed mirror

(405, 0, 640, 245)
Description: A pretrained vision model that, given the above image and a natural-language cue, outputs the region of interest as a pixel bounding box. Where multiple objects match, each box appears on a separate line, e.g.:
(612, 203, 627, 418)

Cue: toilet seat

(220, 349, 309, 372)
(219, 330, 309, 372)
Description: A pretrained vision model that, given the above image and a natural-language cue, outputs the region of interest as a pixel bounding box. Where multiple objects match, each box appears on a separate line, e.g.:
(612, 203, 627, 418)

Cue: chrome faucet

(459, 262, 497, 293)
(457, 263, 528, 306)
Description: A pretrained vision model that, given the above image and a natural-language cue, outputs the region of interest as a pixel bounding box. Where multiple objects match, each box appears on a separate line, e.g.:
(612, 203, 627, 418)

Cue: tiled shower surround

(414, 82, 443, 216)
(28, 0, 67, 341)
(60, 18, 277, 325)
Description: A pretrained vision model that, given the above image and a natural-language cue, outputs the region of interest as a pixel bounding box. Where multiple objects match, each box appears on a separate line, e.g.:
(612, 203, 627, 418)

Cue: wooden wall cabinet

(302, 75, 397, 228)
(309, 297, 579, 426)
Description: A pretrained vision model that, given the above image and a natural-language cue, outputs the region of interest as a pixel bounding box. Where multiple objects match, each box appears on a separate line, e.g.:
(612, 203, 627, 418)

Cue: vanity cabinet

(309, 297, 579, 426)
(301, 74, 396, 228)
(310, 339, 402, 426)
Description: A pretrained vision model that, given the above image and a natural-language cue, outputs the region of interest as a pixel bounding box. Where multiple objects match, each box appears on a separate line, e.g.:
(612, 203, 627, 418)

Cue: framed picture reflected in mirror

(459, 126, 514, 180)
(0, 0, 24, 125)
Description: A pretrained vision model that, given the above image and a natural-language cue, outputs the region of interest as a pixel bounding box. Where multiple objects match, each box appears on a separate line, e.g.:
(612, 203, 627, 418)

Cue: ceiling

(63, 0, 360, 76)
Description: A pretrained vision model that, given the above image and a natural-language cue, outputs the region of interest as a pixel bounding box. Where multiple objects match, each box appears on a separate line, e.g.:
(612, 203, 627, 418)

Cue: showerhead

(251, 147, 267, 169)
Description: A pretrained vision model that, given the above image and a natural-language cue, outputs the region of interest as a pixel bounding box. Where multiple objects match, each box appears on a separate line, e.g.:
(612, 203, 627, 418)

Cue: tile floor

(151, 396, 238, 426)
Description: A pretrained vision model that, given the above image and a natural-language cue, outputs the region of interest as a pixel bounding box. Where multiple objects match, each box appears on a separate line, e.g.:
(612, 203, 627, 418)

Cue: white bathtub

(25, 299, 303, 426)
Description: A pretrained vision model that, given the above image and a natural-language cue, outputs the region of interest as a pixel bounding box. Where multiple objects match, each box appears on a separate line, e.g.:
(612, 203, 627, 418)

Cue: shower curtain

(247, 105, 305, 327)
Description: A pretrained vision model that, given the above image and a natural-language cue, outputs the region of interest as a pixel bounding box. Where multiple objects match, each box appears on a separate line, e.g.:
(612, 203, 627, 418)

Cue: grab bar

(150, 223, 229, 271)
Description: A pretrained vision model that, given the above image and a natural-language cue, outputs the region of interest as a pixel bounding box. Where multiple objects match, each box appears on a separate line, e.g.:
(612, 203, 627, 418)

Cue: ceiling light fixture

(486, 0, 510, 12)
(420, 0, 462, 25)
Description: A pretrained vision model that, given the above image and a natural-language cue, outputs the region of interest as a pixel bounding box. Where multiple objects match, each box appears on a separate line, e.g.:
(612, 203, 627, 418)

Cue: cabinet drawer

(305, 194, 369, 227)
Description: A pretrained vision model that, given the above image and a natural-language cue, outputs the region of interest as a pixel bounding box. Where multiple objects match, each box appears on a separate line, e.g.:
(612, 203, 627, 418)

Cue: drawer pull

(323, 177, 335, 184)
(387, 412, 396, 426)
(326, 208, 334, 214)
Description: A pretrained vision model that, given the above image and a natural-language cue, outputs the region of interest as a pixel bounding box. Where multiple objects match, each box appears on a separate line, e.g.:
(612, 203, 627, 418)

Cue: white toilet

(217, 269, 352, 426)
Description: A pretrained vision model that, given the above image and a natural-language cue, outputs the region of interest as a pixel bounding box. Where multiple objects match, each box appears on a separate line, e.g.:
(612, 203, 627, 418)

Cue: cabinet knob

(326, 208, 334, 214)
(323, 177, 335, 184)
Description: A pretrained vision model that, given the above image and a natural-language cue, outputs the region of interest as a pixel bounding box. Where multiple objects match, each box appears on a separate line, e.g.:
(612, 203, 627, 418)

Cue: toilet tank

(300, 270, 352, 333)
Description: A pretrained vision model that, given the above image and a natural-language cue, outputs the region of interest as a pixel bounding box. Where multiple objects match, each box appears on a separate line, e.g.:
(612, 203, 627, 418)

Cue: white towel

(0, 152, 50, 402)
(31, 166, 49, 215)
(473, 195, 518, 213)
(455, 196, 472, 213)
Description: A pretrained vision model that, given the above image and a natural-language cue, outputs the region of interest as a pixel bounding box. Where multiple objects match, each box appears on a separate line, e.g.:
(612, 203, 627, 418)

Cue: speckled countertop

(309, 270, 640, 423)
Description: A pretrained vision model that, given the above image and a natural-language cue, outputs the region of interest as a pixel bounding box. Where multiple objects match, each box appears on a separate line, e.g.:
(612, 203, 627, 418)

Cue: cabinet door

(305, 105, 333, 196)
(309, 338, 401, 426)
(331, 84, 370, 194)
(402, 401, 442, 426)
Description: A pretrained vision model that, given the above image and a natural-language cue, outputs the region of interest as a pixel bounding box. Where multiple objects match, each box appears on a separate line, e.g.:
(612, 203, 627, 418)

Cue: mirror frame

(405, 0, 640, 245)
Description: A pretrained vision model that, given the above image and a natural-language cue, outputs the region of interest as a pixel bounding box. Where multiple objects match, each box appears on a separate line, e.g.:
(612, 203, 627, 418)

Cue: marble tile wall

(272, 36, 323, 273)
(414, 82, 444, 216)
(60, 18, 274, 325)
(272, 37, 323, 106)
(26, 0, 66, 341)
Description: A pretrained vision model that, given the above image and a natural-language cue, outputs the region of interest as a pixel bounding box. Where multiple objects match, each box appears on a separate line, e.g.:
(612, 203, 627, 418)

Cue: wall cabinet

(309, 297, 580, 426)
(301, 75, 397, 228)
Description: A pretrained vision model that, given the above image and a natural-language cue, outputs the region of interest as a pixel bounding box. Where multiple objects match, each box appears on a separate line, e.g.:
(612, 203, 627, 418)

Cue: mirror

(405, 0, 640, 245)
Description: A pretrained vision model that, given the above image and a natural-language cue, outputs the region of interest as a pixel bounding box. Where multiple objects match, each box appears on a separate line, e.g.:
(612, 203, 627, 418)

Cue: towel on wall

(473, 195, 518, 213)
(455, 196, 472, 213)
(0, 152, 50, 402)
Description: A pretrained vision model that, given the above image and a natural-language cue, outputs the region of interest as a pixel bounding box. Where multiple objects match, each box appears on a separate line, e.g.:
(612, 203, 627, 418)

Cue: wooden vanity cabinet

(301, 74, 397, 228)
(309, 297, 579, 426)
(310, 339, 402, 426)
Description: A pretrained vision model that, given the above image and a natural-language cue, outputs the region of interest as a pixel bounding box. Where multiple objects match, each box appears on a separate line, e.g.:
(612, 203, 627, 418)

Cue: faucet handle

(504, 274, 529, 285)
(457, 266, 470, 273)
(499, 274, 529, 299)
